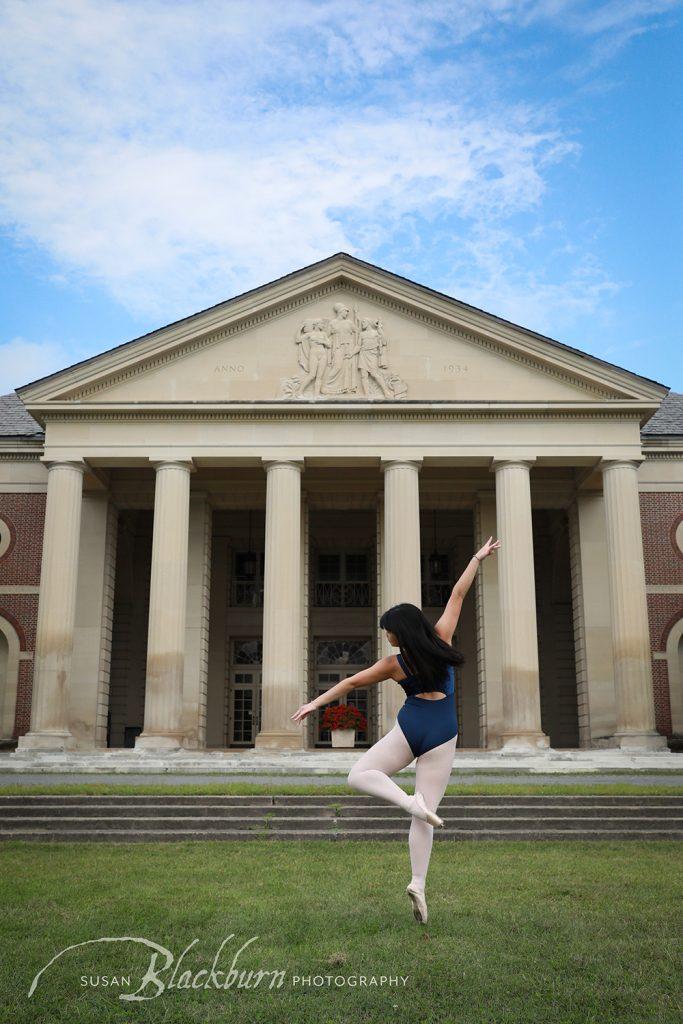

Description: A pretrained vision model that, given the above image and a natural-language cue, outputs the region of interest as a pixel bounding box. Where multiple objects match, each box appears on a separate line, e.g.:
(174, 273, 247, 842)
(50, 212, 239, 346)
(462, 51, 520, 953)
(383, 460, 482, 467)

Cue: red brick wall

(0, 492, 45, 737)
(0, 493, 45, 584)
(640, 491, 683, 737)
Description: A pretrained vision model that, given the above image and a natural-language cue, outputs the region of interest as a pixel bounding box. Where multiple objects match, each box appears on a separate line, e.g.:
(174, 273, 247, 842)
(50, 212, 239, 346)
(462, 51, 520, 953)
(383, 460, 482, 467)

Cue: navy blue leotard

(395, 652, 458, 758)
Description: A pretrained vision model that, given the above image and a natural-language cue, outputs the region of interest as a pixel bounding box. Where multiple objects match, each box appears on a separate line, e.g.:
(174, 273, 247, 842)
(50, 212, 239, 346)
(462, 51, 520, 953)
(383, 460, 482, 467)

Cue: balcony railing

(314, 580, 371, 607)
(232, 579, 264, 606)
(421, 581, 452, 606)
(231, 577, 448, 608)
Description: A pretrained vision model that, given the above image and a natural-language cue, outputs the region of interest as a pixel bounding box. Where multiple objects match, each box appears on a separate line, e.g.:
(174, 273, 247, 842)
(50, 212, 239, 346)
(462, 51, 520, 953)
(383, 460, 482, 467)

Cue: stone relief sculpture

(281, 303, 408, 399)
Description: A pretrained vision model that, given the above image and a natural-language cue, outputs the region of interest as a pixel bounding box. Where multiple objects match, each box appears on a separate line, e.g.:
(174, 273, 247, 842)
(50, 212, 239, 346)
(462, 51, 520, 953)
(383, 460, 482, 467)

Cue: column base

(253, 731, 306, 751)
(15, 730, 75, 753)
(499, 731, 551, 755)
(612, 730, 669, 752)
(134, 732, 185, 752)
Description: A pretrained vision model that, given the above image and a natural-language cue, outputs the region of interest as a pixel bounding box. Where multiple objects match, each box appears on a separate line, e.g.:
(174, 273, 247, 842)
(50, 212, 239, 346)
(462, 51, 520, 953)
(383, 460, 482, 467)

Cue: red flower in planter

(320, 704, 367, 732)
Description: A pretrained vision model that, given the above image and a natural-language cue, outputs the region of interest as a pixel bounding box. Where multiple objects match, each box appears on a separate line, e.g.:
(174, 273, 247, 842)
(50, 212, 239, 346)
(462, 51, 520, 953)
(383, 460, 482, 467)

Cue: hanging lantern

(428, 508, 441, 577)
(243, 509, 257, 578)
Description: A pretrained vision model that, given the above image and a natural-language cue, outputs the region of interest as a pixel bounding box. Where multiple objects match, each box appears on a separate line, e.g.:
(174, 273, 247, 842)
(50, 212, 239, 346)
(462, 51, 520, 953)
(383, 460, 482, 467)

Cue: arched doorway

(0, 617, 20, 742)
(666, 617, 683, 735)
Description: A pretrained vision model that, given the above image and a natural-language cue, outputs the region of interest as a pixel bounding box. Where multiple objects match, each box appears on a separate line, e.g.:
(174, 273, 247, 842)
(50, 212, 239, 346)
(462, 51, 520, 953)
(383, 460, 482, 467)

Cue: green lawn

(1, 840, 680, 1024)
(0, 781, 681, 796)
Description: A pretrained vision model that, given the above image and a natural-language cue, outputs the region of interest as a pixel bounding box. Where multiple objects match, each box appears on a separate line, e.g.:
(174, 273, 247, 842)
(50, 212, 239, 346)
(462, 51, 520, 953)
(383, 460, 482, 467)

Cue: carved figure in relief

(327, 303, 360, 394)
(294, 318, 333, 398)
(357, 318, 393, 397)
(280, 301, 409, 400)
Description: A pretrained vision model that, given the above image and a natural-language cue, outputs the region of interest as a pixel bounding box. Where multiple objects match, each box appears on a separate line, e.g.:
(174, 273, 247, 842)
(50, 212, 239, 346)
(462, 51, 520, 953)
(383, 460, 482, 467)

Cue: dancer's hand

(291, 701, 318, 723)
(475, 536, 501, 561)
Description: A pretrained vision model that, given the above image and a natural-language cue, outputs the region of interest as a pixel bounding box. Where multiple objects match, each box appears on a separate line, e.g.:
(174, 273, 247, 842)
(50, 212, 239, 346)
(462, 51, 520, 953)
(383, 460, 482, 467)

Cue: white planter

(330, 728, 356, 748)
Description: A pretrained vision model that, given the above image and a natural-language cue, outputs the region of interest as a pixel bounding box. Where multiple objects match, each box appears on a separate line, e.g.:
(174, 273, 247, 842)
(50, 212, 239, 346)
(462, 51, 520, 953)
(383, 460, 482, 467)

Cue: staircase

(0, 794, 681, 841)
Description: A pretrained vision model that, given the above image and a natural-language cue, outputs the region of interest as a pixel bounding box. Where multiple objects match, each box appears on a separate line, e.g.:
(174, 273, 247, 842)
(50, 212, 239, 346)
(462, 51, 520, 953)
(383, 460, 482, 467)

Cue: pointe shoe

(407, 790, 444, 828)
(406, 884, 428, 924)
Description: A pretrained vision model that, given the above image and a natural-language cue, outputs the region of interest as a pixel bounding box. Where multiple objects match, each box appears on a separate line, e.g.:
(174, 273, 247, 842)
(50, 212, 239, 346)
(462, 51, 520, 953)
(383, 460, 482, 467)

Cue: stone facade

(0, 254, 681, 754)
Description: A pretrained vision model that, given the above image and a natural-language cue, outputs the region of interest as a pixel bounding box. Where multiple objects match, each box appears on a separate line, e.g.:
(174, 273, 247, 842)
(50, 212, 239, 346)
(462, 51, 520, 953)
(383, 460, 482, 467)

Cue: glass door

(312, 638, 376, 747)
(228, 671, 262, 746)
(226, 638, 263, 747)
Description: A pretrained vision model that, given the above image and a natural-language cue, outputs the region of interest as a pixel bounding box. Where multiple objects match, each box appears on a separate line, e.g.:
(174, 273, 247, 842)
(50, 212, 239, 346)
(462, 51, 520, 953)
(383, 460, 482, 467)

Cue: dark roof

(641, 391, 683, 437)
(15, 252, 669, 395)
(0, 392, 44, 439)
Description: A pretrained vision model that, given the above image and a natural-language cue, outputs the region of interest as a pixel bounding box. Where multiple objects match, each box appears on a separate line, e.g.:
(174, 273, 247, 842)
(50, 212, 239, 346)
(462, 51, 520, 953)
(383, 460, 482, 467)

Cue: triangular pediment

(16, 254, 667, 408)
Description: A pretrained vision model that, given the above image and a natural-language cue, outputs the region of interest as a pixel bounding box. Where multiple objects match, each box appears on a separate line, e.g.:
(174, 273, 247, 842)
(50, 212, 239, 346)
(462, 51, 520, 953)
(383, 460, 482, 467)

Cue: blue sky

(0, 0, 681, 394)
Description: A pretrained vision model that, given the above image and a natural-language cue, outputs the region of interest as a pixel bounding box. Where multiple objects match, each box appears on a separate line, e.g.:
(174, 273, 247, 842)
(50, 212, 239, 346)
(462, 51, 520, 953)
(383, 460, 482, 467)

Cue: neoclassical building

(1, 254, 681, 755)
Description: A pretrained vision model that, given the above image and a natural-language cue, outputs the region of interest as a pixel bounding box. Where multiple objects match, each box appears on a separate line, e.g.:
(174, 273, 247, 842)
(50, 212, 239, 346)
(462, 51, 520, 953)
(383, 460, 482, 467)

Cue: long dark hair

(379, 602, 465, 687)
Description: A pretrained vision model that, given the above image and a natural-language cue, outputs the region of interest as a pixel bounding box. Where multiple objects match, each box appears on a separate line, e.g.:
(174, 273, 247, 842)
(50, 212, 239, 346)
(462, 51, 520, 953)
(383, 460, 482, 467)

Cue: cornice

(0, 451, 43, 461)
(17, 260, 661, 405)
(28, 402, 657, 424)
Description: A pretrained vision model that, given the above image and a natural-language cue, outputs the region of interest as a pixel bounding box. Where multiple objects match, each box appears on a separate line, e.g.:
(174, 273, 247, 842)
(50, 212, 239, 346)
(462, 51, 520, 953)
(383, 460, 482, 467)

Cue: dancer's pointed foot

(406, 884, 428, 924)
(407, 790, 444, 828)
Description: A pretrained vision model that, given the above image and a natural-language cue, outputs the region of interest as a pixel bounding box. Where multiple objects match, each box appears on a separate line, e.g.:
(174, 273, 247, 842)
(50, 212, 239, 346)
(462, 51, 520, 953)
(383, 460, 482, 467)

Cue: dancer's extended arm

(290, 656, 394, 723)
(434, 535, 501, 642)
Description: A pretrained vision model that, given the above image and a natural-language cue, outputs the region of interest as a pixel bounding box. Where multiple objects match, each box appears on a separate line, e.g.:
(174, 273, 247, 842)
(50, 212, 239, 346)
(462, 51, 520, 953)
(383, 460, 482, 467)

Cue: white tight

(346, 723, 458, 893)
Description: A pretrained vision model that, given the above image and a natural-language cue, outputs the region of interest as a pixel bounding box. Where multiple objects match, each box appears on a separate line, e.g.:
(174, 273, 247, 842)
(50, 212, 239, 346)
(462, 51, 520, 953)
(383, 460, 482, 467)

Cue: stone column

(16, 459, 86, 751)
(254, 458, 305, 750)
(492, 459, 549, 752)
(380, 458, 423, 734)
(568, 492, 616, 746)
(70, 493, 118, 750)
(136, 460, 194, 751)
(601, 459, 667, 749)
(182, 493, 212, 749)
(474, 492, 503, 748)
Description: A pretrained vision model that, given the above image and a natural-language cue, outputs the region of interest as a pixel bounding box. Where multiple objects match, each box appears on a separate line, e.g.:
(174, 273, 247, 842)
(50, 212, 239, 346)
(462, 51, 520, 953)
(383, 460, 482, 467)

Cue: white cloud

(440, 222, 623, 340)
(0, 0, 676, 325)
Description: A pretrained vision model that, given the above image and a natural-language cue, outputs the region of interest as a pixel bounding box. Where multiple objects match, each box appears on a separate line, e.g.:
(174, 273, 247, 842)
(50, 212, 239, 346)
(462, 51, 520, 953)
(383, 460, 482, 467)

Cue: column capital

(380, 457, 424, 473)
(149, 458, 196, 474)
(599, 457, 644, 474)
(490, 457, 536, 473)
(40, 457, 87, 474)
(261, 457, 305, 473)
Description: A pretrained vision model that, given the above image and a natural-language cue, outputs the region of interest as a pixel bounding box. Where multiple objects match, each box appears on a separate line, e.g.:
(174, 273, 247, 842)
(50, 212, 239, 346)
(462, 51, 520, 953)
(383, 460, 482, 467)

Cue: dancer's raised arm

(434, 535, 501, 642)
(290, 655, 395, 723)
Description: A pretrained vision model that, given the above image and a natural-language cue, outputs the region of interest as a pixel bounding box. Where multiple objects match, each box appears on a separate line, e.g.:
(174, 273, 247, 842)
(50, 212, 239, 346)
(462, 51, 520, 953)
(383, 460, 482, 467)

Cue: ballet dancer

(291, 535, 501, 924)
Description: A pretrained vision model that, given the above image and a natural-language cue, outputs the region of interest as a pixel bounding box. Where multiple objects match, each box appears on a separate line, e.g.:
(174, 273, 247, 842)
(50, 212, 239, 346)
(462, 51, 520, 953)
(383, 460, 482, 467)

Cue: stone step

(1, 813, 681, 832)
(1, 827, 681, 842)
(2, 803, 681, 820)
(0, 793, 680, 806)
(1, 794, 680, 840)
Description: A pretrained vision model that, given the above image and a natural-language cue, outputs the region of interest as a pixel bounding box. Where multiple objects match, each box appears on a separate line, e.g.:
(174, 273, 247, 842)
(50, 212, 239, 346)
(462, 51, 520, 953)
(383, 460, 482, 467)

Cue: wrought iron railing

(313, 580, 371, 607)
(421, 581, 452, 606)
(232, 579, 264, 606)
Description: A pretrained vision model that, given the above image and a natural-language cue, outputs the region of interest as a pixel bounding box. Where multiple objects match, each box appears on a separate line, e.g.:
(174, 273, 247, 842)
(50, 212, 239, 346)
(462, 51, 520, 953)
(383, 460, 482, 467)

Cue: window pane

(345, 553, 368, 580)
(235, 552, 258, 577)
(315, 639, 372, 665)
(318, 553, 340, 580)
(232, 639, 263, 664)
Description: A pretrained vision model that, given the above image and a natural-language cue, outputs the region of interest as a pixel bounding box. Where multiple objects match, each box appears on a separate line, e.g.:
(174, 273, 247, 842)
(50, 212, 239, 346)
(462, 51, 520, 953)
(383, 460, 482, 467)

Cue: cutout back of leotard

(396, 652, 454, 698)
